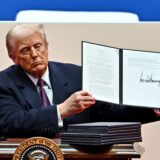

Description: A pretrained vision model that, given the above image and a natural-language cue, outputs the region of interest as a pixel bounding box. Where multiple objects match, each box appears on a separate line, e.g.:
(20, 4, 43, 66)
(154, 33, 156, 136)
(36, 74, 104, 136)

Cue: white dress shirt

(26, 67, 63, 127)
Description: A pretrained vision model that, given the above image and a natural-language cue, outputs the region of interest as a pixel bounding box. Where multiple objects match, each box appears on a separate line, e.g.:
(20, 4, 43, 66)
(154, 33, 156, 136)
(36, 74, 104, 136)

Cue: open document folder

(82, 41, 160, 108)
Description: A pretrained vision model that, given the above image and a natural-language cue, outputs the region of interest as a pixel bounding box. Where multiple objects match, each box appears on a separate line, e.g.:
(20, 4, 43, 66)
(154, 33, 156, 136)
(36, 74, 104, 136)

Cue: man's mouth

(32, 61, 43, 67)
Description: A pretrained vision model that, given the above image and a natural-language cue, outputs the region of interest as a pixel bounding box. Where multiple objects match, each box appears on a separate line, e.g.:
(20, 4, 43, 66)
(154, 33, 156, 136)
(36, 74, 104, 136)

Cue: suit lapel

(21, 86, 41, 109)
(49, 62, 69, 104)
(9, 66, 41, 109)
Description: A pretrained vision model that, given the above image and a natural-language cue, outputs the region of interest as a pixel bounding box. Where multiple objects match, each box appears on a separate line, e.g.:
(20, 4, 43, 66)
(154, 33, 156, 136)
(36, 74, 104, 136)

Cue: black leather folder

(67, 122, 141, 133)
(61, 122, 141, 146)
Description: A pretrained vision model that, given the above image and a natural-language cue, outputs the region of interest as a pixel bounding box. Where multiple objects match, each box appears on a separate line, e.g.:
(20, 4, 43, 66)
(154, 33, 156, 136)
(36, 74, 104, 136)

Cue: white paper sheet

(82, 42, 119, 103)
(123, 50, 160, 108)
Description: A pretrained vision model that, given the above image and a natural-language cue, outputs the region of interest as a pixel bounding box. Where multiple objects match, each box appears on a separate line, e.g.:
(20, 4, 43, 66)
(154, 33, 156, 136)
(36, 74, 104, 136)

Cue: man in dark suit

(0, 24, 159, 137)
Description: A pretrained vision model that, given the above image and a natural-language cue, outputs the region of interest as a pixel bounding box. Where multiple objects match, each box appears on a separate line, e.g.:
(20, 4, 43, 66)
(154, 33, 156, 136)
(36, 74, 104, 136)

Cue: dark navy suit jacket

(0, 61, 158, 137)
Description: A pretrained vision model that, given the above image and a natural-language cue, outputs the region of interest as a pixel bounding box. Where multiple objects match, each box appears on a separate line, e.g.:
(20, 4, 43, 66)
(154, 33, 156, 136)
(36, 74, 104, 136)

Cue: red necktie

(37, 79, 50, 107)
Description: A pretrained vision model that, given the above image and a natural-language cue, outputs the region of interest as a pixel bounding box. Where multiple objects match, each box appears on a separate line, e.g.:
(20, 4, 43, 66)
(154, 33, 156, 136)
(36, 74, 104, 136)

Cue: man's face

(13, 32, 48, 78)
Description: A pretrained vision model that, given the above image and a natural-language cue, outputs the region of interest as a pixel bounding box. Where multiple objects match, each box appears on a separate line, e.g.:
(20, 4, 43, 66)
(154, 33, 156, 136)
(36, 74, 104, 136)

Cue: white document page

(82, 42, 119, 103)
(123, 50, 160, 108)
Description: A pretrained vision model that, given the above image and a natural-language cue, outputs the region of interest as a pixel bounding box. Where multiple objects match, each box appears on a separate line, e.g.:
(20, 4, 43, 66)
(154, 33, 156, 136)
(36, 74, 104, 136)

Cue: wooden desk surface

(0, 138, 141, 160)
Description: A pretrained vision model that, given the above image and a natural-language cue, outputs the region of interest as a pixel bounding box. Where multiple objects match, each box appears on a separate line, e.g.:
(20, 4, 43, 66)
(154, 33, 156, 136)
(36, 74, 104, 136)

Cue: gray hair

(6, 24, 48, 59)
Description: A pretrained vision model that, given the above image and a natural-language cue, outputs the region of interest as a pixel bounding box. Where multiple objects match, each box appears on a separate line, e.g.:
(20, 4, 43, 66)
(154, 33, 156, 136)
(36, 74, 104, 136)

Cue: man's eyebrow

(19, 44, 29, 49)
(34, 42, 42, 45)
(19, 45, 30, 49)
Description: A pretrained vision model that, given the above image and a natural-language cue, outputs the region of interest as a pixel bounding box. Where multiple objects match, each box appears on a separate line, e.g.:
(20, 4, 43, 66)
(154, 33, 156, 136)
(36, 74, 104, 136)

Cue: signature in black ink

(139, 72, 160, 87)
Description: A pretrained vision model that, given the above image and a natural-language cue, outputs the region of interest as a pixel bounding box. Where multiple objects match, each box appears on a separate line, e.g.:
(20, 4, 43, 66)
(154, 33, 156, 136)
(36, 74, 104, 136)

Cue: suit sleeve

(91, 101, 160, 124)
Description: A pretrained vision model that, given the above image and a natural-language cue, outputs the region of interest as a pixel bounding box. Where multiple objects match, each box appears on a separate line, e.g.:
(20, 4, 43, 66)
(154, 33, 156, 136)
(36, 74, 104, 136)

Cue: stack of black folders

(61, 122, 141, 147)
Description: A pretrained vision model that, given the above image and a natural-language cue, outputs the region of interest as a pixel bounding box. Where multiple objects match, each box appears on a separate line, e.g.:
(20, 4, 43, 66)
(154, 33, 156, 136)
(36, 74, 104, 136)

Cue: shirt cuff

(57, 105, 63, 127)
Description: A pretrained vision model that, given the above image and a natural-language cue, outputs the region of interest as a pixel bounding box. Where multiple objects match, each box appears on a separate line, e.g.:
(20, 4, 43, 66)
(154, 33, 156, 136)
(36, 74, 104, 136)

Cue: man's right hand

(58, 91, 96, 119)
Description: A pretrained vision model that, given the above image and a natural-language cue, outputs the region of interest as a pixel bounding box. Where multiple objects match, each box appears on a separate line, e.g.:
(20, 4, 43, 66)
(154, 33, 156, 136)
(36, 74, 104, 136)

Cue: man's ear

(9, 52, 19, 64)
(13, 57, 19, 64)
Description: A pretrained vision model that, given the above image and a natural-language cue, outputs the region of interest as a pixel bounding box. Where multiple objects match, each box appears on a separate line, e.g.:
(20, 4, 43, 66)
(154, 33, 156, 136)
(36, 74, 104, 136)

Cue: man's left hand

(154, 109, 160, 117)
